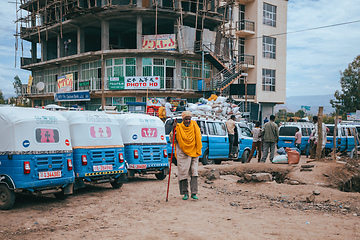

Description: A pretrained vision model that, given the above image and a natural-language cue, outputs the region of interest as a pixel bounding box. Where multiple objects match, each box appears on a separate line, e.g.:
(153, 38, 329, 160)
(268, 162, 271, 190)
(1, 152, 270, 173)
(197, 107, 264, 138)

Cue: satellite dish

(36, 82, 45, 91)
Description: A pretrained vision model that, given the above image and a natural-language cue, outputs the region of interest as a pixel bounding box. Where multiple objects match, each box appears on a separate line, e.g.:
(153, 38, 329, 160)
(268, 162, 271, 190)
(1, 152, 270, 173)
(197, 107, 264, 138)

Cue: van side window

(279, 126, 297, 136)
(165, 119, 183, 135)
(327, 126, 334, 136)
(348, 128, 354, 136)
(207, 122, 226, 136)
(196, 121, 207, 135)
(35, 128, 59, 143)
(301, 128, 311, 136)
(240, 127, 252, 137)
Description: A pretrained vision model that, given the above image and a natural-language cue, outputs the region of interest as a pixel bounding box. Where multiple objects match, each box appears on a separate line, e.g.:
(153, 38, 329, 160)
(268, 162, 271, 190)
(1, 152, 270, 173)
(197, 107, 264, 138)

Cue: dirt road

(1, 157, 359, 239)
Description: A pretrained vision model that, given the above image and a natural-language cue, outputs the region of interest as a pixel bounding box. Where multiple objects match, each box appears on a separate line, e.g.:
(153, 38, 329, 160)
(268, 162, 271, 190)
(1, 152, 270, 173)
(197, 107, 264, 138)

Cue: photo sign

(125, 76, 160, 89)
(57, 74, 73, 93)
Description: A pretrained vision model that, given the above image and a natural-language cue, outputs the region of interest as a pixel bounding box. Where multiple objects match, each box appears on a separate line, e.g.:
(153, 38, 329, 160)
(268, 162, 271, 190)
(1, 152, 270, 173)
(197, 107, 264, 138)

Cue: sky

(1, 0, 360, 98)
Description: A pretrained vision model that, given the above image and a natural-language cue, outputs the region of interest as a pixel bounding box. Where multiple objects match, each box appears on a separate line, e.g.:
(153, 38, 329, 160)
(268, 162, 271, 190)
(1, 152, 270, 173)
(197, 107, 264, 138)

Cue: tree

(0, 90, 5, 104)
(13, 75, 22, 97)
(295, 109, 305, 118)
(330, 55, 360, 117)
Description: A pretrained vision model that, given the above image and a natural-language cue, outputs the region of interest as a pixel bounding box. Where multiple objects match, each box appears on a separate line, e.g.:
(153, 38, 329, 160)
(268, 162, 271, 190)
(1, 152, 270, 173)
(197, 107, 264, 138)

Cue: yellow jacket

(176, 120, 202, 157)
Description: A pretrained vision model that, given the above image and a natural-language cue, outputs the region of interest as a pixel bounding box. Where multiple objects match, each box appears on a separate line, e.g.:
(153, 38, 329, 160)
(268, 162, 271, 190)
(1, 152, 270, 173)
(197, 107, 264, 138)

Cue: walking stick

(166, 119, 177, 202)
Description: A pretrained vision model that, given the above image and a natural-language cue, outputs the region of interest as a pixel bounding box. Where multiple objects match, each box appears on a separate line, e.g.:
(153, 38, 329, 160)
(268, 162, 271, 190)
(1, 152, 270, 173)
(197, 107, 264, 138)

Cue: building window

(181, 60, 212, 90)
(263, 36, 276, 59)
(262, 69, 275, 92)
(263, 3, 276, 27)
(81, 60, 101, 90)
(44, 68, 58, 93)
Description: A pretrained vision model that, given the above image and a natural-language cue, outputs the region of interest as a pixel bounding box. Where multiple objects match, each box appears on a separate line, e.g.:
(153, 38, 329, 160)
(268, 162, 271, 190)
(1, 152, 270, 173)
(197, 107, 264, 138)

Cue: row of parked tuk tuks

(0, 107, 169, 210)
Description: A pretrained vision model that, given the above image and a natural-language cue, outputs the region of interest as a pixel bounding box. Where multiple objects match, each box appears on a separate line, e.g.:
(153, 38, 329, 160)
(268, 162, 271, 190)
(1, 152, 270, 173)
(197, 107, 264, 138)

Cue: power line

(248, 19, 360, 40)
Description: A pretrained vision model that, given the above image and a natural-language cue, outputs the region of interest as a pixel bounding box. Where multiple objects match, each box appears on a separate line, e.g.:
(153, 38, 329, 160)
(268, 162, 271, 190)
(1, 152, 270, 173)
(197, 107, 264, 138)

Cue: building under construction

(17, 0, 287, 119)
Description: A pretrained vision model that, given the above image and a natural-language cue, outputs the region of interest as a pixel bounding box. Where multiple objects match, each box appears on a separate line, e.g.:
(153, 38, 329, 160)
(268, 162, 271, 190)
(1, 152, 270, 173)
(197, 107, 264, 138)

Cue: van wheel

(241, 150, 250, 163)
(155, 170, 167, 180)
(201, 150, 214, 165)
(0, 185, 15, 210)
(54, 190, 68, 200)
(111, 179, 124, 189)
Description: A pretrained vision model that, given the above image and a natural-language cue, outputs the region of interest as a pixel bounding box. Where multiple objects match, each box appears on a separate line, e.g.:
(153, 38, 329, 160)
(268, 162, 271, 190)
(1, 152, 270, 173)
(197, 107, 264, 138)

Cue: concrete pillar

(77, 27, 85, 54)
(41, 38, 47, 61)
(57, 34, 64, 58)
(136, 57, 142, 76)
(101, 20, 109, 50)
(174, 58, 182, 89)
(31, 42, 37, 63)
(136, 15, 142, 50)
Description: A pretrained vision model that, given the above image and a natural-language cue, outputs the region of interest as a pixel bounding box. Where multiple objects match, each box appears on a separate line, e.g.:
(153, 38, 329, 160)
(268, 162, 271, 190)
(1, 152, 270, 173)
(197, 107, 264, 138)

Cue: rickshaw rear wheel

(155, 170, 167, 180)
(0, 185, 15, 210)
(111, 179, 123, 189)
(54, 189, 68, 200)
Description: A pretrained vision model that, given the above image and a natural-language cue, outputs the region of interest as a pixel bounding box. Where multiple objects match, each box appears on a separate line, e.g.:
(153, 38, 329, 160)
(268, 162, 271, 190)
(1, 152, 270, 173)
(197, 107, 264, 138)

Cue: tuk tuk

(61, 111, 127, 189)
(0, 107, 75, 210)
(114, 113, 169, 180)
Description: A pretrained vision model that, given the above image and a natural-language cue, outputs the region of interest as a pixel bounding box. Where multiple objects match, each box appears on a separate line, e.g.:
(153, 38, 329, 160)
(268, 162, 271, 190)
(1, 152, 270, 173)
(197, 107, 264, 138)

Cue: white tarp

(60, 111, 123, 147)
(113, 113, 166, 144)
(0, 107, 72, 153)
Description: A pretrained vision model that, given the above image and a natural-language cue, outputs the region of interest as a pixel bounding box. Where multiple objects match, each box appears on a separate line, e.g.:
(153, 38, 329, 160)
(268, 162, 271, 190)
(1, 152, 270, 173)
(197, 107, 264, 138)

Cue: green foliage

(13, 75, 22, 97)
(330, 55, 360, 118)
(0, 90, 5, 104)
(295, 109, 305, 118)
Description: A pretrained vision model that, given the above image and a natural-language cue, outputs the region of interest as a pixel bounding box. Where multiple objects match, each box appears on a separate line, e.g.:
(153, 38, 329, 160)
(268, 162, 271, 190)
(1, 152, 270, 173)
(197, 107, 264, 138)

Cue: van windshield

(327, 126, 334, 136)
(279, 126, 298, 136)
(165, 119, 183, 135)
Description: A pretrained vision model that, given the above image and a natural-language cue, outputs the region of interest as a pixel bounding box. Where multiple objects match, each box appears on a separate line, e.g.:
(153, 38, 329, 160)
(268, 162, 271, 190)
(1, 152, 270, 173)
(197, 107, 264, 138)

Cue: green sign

(109, 77, 125, 90)
(79, 81, 90, 87)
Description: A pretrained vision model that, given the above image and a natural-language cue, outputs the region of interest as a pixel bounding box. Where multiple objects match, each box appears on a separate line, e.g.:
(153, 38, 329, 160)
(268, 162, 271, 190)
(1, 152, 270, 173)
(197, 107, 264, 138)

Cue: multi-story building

(17, 0, 287, 120)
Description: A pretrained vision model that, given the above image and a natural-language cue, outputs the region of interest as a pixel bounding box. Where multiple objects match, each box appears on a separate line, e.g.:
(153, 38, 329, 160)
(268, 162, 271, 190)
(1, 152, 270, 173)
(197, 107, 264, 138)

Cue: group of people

(159, 97, 186, 122)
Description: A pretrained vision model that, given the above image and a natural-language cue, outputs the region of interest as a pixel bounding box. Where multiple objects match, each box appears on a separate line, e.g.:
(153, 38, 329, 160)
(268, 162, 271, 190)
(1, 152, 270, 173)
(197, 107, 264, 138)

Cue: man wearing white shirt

(165, 96, 173, 118)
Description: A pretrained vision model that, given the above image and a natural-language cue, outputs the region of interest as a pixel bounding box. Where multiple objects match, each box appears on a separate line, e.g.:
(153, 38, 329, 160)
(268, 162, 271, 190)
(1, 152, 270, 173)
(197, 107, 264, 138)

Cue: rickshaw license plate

(128, 164, 147, 169)
(39, 170, 62, 179)
(93, 165, 113, 171)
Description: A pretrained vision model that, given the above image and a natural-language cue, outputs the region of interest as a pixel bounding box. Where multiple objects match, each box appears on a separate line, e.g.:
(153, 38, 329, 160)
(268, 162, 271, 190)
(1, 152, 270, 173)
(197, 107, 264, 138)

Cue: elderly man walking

(171, 111, 202, 200)
(260, 115, 279, 163)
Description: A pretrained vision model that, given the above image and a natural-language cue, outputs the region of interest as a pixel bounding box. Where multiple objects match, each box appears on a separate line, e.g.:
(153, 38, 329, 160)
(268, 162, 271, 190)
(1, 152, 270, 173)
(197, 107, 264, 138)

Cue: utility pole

(315, 106, 324, 160)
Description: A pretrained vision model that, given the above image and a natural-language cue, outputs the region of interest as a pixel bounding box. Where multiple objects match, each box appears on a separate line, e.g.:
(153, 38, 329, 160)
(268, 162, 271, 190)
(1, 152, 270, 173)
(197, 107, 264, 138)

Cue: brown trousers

(179, 177, 198, 195)
(247, 141, 262, 162)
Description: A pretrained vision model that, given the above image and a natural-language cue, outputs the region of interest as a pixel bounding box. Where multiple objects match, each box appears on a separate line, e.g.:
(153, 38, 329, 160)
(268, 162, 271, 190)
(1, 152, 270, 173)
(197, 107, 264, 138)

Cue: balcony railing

(239, 54, 255, 66)
(238, 20, 255, 32)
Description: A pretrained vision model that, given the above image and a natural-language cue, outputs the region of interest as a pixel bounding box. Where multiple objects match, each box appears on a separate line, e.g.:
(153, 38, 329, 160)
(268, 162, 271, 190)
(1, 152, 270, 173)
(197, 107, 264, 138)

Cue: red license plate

(93, 165, 113, 172)
(39, 170, 62, 179)
(128, 164, 147, 170)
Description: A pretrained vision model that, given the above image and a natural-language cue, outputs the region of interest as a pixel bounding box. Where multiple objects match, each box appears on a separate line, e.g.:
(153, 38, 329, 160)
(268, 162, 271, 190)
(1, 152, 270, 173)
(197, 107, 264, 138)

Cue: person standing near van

(158, 100, 166, 122)
(176, 101, 186, 113)
(225, 115, 236, 158)
(260, 115, 279, 163)
(172, 111, 202, 200)
(165, 96, 173, 118)
(294, 127, 302, 153)
(247, 121, 262, 163)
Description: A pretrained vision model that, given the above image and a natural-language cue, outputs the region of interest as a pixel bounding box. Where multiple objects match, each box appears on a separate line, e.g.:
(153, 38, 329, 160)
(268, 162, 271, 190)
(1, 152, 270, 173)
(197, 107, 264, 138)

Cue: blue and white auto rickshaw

(0, 107, 75, 210)
(114, 113, 169, 180)
(61, 111, 127, 189)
